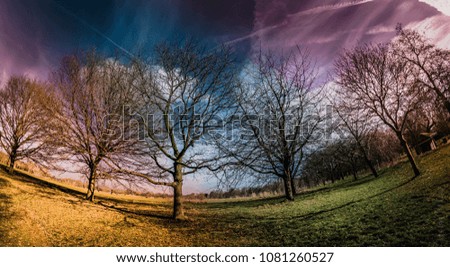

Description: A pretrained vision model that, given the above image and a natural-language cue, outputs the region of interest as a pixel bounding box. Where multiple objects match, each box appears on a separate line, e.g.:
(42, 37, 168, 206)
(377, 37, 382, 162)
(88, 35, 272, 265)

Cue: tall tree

(331, 94, 379, 177)
(335, 44, 423, 177)
(114, 40, 237, 220)
(393, 27, 450, 115)
(0, 76, 56, 173)
(53, 52, 140, 201)
(219, 48, 324, 200)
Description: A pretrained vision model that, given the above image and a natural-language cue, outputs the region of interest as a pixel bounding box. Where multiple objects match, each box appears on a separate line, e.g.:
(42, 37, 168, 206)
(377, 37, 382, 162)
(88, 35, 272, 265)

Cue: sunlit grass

(0, 145, 448, 246)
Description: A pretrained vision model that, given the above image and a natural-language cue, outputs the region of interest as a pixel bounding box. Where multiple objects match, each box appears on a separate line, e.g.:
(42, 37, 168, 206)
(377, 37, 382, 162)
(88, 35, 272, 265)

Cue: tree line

(0, 29, 448, 220)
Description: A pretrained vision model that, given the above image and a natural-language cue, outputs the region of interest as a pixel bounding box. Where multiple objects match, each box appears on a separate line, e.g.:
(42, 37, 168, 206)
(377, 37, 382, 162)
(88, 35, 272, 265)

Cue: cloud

(230, 0, 444, 82)
(366, 25, 396, 35)
(407, 14, 450, 49)
(286, 0, 374, 17)
(418, 0, 450, 16)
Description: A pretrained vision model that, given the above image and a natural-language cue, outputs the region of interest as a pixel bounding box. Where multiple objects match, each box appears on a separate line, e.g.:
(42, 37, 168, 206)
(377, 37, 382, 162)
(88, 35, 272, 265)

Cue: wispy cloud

(407, 14, 450, 49)
(419, 0, 450, 16)
(286, 0, 374, 17)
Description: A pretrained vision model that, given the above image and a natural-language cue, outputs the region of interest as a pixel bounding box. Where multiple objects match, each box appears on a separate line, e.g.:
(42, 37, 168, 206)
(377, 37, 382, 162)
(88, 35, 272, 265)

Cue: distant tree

(301, 125, 404, 187)
(0, 76, 56, 173)
(393, 27, 450, 115)
(403, 96, 437, 147)
(335, 44, 423, 177)
(301, 143, 342, 186)
(331, 94, 379, 177)
(334, 139, 364, 181)
(325, 141, 360, 181)
(219, 48, 324, 200)
(367, 129, 403, 167)
(52, 52, 141, 201)
(113, 40, 237, 220)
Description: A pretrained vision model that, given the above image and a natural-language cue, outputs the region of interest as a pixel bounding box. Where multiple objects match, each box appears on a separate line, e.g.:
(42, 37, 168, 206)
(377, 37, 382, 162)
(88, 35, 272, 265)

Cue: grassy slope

(0, 145, 449, 246)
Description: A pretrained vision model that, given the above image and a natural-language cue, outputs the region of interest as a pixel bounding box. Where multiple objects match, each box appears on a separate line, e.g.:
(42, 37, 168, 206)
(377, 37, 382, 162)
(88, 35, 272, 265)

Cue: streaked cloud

(407, 14, 450, 49)
(419, 0, 450, 16)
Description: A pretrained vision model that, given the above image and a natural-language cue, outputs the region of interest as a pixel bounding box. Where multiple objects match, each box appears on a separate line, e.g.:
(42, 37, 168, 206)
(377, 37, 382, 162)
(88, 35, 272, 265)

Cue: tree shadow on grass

(97, 200, 172, 220)
(204, 173, 384, 210)
(0, 176, 14, 246)
(0, 166, 85, 199)
(0, 165, 178, 221)
(192, 177, 422, 246)
(204, 196, 287, 209)
(205, 175, 416, 226)
(256, 177, 416, 222)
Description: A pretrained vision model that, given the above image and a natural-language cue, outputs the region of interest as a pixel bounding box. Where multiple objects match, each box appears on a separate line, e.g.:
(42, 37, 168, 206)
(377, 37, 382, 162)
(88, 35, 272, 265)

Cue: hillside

(0, 145, 449, 246)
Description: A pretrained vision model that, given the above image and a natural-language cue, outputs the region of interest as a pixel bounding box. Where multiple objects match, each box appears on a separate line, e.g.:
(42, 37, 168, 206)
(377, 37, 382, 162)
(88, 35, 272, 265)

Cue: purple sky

(1, 0, 449, 83)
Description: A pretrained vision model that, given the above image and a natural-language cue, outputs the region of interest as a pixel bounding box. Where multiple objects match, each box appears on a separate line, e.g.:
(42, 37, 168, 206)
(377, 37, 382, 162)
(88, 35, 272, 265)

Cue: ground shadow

(204, 172, 383, 210)
(0, 176, 14, 246)
(0, 167, 85, 199)
(0, 166, 177, 221)
(258, 177, 416, 222)
(98, 201, 172, 220)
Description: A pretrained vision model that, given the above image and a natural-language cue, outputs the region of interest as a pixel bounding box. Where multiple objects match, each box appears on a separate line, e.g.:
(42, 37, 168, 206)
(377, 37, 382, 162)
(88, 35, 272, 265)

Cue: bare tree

(367, 129, 403, 168)
(393, 27, 450, 115)
(334, 44, 423, 177)
(403, 94, 439, 147)
(330, 94, 379, 177)
(113, 40, 237, 220)
(52, 52, 141, 201)
(301, 141, 346, 186)
(0, 76, 56, 173)
(219, 48, 324, 200)
(335, 139, 364, 181)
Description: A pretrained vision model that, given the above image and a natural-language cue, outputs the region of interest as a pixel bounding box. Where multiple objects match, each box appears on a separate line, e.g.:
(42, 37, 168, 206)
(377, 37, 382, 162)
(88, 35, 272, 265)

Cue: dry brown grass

(0, 145, 448, 246)
(0, 169, 204, 246)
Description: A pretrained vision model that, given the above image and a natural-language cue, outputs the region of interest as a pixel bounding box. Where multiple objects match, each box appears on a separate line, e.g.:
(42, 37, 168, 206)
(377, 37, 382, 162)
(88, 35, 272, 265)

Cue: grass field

(0, 145, 449, 246)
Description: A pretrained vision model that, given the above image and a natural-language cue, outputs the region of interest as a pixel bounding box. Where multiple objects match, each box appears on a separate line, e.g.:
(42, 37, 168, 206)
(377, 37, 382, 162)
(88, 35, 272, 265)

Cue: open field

(0, 145, 449, 246)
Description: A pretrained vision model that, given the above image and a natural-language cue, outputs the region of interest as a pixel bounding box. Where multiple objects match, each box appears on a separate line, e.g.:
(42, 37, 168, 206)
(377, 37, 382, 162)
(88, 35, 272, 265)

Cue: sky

(1, 0, 449, 193)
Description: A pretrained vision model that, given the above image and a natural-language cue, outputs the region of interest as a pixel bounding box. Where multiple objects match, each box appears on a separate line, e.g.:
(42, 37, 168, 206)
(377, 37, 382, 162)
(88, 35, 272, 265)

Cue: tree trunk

(172, 163, 185, 220)
(282, 175, 294, 201)
(352, 165, 358, 181)
(290, 177, 297, 196)
(365, 157, 378, 178)
(357, 142, 378, 178)
(432, 86, 450, 116)
(8, 154, 16, 174)
(86, 167, 97, 201)
(445, 100, 450, 117)
(398, 134, 420, 177)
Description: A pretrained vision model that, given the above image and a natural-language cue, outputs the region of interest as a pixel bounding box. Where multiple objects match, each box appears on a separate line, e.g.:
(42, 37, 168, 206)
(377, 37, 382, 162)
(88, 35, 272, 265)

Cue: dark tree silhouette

(393, 27, 450, 115)
(335, 44, 423, 177)
(218, 48, 324, 200)
(113, 40, 237, 220)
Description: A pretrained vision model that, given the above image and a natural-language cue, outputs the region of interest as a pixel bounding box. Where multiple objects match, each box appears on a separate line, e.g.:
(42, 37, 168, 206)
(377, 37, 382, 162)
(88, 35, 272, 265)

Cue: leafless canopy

(330, 88, 379, 178)
(393, 27, 450, 115)
(218, 47, 324, 200)
(52, 51, 142, 200)
(0, 76, 56, 172)
(113, 40, 237, 219)
(334, 43, 423, 177)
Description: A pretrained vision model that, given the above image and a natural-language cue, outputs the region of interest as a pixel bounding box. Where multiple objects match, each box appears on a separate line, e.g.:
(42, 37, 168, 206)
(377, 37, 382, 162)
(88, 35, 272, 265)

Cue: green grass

(0, 145, 449, 246)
